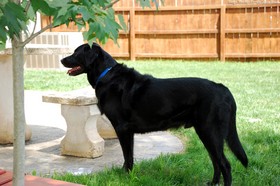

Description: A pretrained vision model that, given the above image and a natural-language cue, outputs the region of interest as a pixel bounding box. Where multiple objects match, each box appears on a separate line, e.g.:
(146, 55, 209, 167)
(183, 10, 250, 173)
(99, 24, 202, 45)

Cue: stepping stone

(0, 169, 83, 186)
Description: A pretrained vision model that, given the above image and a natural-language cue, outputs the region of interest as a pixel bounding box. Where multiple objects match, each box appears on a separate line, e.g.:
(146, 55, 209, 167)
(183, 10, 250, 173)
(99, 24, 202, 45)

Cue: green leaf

(30, 0, 56, 16)
(0, 16, 7, 40)
(91, 4, 107, 15)
(117, 14, 127, 32)
(137, 0, 164, 9)
(1, 2, 28, 38)
(0, 0, 8, 5)
(26, 5, 36, 21)
(18, 19, 28, 34)
(20, 0, 36, 21)
(77, 23, 85, 32)
(82, 31, 89, 40)
(137, 0, 151, 8)
(0, 23, 7, 47)
(87, 36, 97, 47)
(79, 6, 92, 22)
(30, 0, 42, 12)
(0, 28, 7, 42)
(79, 0, 91, 8)
(52, 6, 69, 26)
(104, 17, 120, 35)
(90, 22, 105, 41)
(82, 31, 96, 46)
(5, 2, 27, 22)
(90, 0, 110, 8)
(0, 40, 6, 50)
(52, 15, 67, 27)
(47, 0, 71, 8)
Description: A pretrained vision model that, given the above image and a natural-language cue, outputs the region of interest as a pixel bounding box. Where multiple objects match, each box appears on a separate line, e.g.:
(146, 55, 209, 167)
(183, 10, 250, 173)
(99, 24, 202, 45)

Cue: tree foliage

(0, 0, 163, 49)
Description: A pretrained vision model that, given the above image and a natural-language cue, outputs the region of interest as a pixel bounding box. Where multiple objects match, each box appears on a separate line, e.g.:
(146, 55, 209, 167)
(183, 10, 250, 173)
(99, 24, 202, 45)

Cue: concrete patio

(0, 90, 183, 176)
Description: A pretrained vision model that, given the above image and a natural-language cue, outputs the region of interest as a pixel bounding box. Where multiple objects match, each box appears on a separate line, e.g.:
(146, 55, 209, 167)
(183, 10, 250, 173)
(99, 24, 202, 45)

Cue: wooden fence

(41, 0, 280, 61)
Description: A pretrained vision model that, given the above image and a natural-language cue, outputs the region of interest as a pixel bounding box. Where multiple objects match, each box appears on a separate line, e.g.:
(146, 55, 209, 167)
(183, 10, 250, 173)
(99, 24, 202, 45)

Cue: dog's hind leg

(209, 154, 221, 184)
(194, 126, 232, 186)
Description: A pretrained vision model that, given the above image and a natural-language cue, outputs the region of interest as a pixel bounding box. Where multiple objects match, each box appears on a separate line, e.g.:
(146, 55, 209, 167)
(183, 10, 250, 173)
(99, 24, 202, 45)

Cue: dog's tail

(226, 112, 248, 168)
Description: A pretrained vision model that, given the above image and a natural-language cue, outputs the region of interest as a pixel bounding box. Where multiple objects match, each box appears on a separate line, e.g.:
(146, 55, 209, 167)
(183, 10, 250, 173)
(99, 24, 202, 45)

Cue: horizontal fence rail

(39, 0, 280, 62)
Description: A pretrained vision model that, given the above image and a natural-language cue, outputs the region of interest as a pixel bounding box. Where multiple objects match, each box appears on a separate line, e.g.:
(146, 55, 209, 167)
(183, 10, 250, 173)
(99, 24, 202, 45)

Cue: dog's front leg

(116, 129, 134, 172)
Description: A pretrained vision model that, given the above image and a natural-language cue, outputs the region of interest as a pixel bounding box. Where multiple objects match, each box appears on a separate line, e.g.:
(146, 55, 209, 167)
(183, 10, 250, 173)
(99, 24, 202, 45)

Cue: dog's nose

(61, 58, 67, 66)
(61, 58, 66, 64)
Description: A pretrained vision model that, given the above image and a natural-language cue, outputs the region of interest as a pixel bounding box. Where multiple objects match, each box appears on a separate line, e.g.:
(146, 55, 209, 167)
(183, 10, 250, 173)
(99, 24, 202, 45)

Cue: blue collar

(96, 67, 112, 84)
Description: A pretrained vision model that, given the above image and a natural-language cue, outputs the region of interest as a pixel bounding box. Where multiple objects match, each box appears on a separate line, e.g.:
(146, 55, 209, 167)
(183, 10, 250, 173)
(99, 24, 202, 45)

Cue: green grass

(25, 61, 280, 186)
(24, 69, 88, 91)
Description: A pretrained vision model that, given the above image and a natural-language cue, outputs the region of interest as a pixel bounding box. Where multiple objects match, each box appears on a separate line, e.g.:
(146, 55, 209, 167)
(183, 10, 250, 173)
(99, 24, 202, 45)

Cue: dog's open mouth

(67, 66, 84, 76)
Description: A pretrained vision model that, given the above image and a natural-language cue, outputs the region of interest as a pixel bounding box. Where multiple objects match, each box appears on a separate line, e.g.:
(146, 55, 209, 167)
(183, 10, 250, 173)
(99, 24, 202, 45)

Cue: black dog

(61, 43, 248, 186)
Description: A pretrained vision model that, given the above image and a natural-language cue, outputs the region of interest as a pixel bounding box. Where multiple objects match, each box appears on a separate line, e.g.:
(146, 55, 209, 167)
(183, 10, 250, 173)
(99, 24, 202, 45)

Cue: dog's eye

(74, 52, 82, 58)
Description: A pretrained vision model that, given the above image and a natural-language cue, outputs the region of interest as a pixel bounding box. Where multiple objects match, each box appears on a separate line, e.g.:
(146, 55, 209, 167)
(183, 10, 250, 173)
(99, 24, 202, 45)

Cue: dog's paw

(206, 181, 219, 186)
(122, 163, 133, 172)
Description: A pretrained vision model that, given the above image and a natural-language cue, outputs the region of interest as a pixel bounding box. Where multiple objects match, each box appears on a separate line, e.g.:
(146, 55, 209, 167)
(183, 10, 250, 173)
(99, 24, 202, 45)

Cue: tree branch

(20, 0, 121, 47)
(30, 14, 37, 37)
(12, 0, 21, 5)
(104, 0, 120, 9)
(21, 23, 53, 46)
(24, 1, 31, 13)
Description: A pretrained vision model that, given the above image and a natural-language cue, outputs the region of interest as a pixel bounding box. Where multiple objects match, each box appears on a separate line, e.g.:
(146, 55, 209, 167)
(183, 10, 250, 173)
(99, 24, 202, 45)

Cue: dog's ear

(84, 43, 100, 67)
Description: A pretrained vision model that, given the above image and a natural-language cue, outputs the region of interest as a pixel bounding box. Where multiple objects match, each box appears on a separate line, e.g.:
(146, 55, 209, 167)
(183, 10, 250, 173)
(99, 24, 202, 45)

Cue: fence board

(39, 1, 280, 62)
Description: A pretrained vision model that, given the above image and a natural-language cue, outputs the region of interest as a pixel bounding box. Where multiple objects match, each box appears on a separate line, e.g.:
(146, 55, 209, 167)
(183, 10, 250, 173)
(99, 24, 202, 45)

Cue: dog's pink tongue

(67, 66, 81, 74)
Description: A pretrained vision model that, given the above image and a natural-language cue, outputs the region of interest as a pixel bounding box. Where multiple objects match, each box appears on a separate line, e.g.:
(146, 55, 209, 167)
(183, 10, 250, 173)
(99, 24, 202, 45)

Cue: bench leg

(61, 105, 104, 158)
(97, 115, 117, 139)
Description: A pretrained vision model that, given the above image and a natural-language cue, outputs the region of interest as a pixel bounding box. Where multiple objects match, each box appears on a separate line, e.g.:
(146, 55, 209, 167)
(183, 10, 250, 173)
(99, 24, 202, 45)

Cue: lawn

(25, 61, 280, 186)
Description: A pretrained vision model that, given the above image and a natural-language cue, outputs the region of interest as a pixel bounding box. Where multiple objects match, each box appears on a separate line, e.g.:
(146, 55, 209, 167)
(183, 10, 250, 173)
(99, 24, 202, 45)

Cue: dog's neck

(96, 67, 112, 85)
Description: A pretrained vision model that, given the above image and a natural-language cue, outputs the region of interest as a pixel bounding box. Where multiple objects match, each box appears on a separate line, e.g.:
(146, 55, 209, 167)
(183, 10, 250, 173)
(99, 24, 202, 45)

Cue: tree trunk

(12, 38, 25, 186)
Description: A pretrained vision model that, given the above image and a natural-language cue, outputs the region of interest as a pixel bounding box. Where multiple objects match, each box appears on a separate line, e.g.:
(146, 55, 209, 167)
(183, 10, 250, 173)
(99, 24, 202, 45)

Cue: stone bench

(42, 87, 117, 158)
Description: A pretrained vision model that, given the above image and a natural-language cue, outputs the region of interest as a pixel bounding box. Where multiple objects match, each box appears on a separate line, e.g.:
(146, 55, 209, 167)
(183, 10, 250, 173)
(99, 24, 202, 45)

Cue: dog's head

(61, 43, 117, 77)
(61, 43, 102, 76)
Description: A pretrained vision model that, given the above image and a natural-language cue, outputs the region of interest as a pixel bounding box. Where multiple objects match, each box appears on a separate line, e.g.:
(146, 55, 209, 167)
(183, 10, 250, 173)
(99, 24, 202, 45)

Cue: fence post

(129, 4, 136, 61)
(220, 5, 226, 61)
